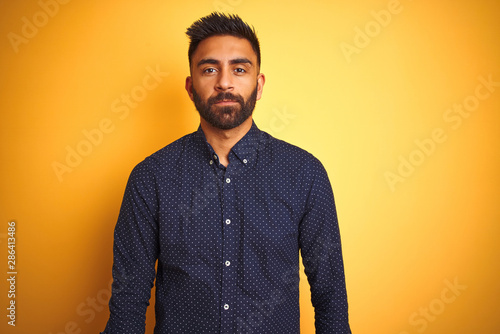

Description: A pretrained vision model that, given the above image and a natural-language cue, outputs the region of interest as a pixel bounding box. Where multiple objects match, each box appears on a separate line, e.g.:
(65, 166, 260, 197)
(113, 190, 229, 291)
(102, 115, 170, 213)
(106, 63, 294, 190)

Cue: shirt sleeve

(298, 158, 351, 334)
(101, 159, 160, 334)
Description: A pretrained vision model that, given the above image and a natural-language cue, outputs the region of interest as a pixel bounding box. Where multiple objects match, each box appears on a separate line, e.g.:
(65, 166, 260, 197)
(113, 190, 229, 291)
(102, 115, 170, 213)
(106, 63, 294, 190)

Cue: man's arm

(299, 158, 351, 334)
(101, 160, 159, 333)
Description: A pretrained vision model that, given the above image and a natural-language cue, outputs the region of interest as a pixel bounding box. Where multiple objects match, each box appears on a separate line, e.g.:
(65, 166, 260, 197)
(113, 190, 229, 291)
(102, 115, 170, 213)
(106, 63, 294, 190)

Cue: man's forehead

(193, 35, 257, 63)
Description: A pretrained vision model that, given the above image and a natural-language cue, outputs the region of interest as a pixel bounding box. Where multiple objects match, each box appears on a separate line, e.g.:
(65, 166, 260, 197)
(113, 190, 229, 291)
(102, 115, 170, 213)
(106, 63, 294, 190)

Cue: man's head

(186, 12, 261, 73)
(185, 13, 265, 130)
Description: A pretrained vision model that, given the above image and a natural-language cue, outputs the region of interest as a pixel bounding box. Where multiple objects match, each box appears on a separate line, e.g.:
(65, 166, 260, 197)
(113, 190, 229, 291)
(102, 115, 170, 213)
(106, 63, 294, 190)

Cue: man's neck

(200, 117, 253, 167)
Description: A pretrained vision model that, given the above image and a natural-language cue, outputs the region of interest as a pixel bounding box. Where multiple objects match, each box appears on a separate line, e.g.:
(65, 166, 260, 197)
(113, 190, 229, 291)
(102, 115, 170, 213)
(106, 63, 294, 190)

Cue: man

(102, 12, 350, 334)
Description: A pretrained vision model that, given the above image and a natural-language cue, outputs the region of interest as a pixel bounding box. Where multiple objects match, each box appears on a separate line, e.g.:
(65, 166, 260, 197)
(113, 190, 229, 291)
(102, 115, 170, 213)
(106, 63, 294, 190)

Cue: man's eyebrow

(197, 58, 220, 67)
(229, 58, 253, 66)
(196, 58, 253, 67)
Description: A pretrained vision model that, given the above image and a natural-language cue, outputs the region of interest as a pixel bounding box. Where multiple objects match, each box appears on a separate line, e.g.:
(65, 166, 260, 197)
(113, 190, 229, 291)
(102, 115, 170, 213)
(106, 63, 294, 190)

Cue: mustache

(208, 92, 245, 105)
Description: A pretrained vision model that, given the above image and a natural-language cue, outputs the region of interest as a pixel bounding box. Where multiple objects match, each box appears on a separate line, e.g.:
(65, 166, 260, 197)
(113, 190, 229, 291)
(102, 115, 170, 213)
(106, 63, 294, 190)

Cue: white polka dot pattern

(101, 122, 351, 333)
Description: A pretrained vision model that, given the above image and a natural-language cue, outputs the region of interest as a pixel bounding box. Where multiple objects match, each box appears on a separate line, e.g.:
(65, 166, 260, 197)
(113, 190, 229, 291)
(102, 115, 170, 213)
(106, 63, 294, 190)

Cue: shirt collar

(194, 120, 261, 169)
(230, 121, 260, 166)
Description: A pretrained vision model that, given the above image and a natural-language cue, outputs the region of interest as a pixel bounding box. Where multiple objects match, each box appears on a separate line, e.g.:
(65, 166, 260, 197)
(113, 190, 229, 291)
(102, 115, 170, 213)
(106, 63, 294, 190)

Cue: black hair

(186, 12, 261, 70)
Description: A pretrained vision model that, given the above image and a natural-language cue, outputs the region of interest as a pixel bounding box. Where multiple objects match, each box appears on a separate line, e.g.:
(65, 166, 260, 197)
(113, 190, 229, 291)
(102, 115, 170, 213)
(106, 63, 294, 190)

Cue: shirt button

(225, 219, 231, 225)
(225, 260, 231, 267)
(213, 154, 218, 160)
(243, 159, 248, 164)
(226, 178, 231, 183)
(224, 304, 229, 310)
(209, 160, 213, 165)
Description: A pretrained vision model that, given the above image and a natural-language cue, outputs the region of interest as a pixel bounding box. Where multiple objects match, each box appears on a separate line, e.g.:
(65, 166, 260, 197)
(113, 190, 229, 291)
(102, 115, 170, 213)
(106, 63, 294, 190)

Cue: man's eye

(204, 68, 217, 73)
(234, 68, 246, 73)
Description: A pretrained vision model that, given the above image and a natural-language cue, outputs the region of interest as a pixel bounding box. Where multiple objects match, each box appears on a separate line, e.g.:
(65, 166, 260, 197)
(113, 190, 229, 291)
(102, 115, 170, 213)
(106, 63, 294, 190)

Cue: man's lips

(215, 100, 237, 105)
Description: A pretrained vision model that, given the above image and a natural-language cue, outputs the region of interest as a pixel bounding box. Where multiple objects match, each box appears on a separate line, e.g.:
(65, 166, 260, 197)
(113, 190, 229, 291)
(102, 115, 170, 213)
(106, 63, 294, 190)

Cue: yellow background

(1, 0, 499, 333)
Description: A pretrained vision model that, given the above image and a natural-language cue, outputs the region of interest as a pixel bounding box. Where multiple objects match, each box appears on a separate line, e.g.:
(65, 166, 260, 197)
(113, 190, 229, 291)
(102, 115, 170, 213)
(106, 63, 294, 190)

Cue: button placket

(220, 169, 236, 332)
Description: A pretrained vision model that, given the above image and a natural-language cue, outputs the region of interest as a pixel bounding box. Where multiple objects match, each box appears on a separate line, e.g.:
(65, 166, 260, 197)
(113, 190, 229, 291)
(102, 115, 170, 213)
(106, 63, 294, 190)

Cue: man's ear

(256, 73, 266, 101)
(185, 76, 194, 101)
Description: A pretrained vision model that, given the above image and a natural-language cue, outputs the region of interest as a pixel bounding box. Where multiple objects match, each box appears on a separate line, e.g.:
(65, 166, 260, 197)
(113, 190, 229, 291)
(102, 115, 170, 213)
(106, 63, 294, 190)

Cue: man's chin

(208, 120, 240, 130)
(202, 114, 250, 130)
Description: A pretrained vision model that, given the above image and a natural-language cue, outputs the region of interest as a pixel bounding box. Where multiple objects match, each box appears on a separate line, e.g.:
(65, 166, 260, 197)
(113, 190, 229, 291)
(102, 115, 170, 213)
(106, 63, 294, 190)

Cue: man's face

(186, 35, 265, 130)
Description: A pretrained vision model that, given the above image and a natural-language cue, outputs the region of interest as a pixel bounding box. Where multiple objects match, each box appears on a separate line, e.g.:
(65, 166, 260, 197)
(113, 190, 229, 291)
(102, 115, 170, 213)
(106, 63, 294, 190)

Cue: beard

(192, 84, 258, 130)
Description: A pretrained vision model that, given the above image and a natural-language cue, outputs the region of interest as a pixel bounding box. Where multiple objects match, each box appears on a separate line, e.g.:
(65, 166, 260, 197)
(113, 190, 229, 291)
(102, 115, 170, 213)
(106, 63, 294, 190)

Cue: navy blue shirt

(102, 122, 350, 333)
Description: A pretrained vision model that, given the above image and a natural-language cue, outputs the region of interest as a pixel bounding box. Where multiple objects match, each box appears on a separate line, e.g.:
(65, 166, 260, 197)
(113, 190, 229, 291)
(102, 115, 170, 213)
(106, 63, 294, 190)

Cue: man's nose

(215, 68, 234, 91)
